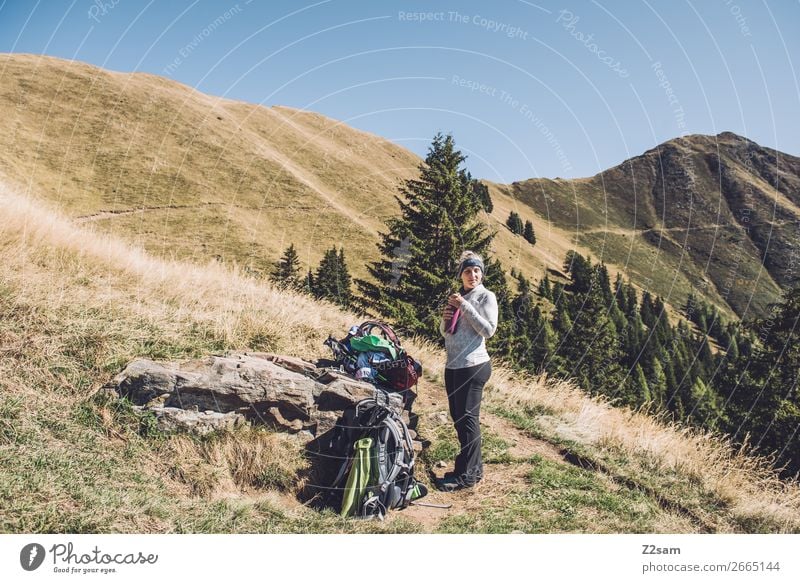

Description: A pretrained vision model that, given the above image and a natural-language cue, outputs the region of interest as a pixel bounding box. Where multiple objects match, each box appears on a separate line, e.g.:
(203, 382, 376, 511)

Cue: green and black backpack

(327, 393, 427, 520)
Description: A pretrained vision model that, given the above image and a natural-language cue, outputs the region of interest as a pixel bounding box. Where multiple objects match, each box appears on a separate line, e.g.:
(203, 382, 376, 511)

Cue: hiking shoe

(436, 476, 477, 492)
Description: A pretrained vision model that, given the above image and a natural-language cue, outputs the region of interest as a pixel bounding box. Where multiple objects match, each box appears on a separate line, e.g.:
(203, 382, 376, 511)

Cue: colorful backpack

(324, 320, 422, 409)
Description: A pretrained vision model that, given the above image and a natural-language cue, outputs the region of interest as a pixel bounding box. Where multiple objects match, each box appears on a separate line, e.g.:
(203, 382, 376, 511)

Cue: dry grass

(489, 367, 800, 531)
(165, 430, 308, 498)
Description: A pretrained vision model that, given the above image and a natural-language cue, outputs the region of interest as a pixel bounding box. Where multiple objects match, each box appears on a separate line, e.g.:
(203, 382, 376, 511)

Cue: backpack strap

(374, 413, 415, 503)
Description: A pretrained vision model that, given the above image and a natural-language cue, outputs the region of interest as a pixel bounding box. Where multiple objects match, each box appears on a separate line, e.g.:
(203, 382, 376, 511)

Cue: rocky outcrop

(103, 351, 407, 440)
(150, 408, 246, 436)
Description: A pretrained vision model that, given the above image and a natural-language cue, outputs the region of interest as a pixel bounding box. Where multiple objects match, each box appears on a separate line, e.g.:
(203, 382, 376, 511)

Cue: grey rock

(317, 377, 402, 412)
(110, 355, 316, 422)
(238, 352, 319, 377)
(148, 406, 246, 436)
(106, 353, 405, 438)
(110, 359, 194, 406)
(308, 410, 341, 437)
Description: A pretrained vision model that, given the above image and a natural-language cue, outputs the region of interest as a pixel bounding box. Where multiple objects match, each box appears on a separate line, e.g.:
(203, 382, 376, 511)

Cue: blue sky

(1, 0, 798, 182)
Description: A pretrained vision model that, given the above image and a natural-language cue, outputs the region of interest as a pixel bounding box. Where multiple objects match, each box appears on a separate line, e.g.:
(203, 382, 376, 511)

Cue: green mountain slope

(508, 133, 800, 318)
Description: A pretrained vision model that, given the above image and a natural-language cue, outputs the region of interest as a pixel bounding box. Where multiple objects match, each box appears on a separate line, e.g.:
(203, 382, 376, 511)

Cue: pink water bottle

(447, 307, 460, 334)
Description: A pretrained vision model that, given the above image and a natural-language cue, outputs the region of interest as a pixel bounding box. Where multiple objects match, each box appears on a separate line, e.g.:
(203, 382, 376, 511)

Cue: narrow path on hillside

(394, 409, 564, 532)
(73, 202, 317, 223)
(575, 220, 798, 238)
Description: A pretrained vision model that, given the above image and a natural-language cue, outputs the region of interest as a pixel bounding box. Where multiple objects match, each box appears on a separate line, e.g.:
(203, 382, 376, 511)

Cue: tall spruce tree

(614, 273, 626, 312)
(304, 268, 315, 296)
(506, 211, 524, 235)
(714, 287, 800, 476)
(508, 272, 535, 370)
(558, 254, 625, 398)
(632, 363, 651, 406)
(624, 281, 639, 318)
(355, 133, 497, 338)
(529, 305, 557, 373)
(564, 250, 593, 294)
(314, 246, 352, 308)
(646, 357, 668, 406)
(523, 220, 537, 245)
(473, 179, 493, 213)
(538, 274, 552, 301)
(270, 243, 302, 290)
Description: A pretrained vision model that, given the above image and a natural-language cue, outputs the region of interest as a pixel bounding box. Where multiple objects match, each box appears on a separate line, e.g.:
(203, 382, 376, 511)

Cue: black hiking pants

(444, 360, 492, 485)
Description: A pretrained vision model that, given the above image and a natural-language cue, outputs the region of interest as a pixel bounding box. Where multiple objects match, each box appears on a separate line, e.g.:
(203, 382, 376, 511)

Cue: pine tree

(564, 250, 593, 294)
(684, 291, 698, 321)
(538, 274, 552, 301)
(640, 290, 657, 329)
(651, 296, 672, 347)
(270, 243, 302, 290)
(686, 377, 724, 430)
(698, 312, 710, 335)
(551, 291, 573, 337)
(696, 333, 714, 378)
(725, 335, 740, 360)
(314, 246, 352, 308)
(508, 272, 535, 370)
(529, 305, 556, 373)
(614, 273, 626, 312)
(473, 179, 493, 213)
(551, 281, 566, 307)
(624, 282, 639, 319)
(355, 133, 497, 338)
(594, 263, 614, 307)
(632, 363, 651, 406)
(737, 329, 754, 359)
(647, 357, 668, 406)
(662, 358, 679, 410)
(523, 220, 536, 245)
(506, 211, 523, 235)
(305, 268, 315, 296)
(558, 267, 625, 398)
(513, 212, 523, 234)
(620, 310, 645, 368)
(714, 287, 800, 476)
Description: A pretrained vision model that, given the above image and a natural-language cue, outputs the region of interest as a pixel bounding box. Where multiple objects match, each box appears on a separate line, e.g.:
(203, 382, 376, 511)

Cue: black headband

(458, 257, 484, 275)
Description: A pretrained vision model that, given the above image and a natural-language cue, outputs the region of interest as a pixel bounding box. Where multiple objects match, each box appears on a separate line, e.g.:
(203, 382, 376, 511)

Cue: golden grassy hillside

(2, 179, 799, 533)
(0, 52, 689, 314)
(0, 53, 423, 280)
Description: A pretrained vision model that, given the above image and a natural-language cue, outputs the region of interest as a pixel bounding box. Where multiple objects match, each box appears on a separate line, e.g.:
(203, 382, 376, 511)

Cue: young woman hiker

(438, 251, 498, 492)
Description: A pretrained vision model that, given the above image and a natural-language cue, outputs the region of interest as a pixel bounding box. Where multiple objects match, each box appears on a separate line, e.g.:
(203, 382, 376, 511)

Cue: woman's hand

(447, 293, 464, 308)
